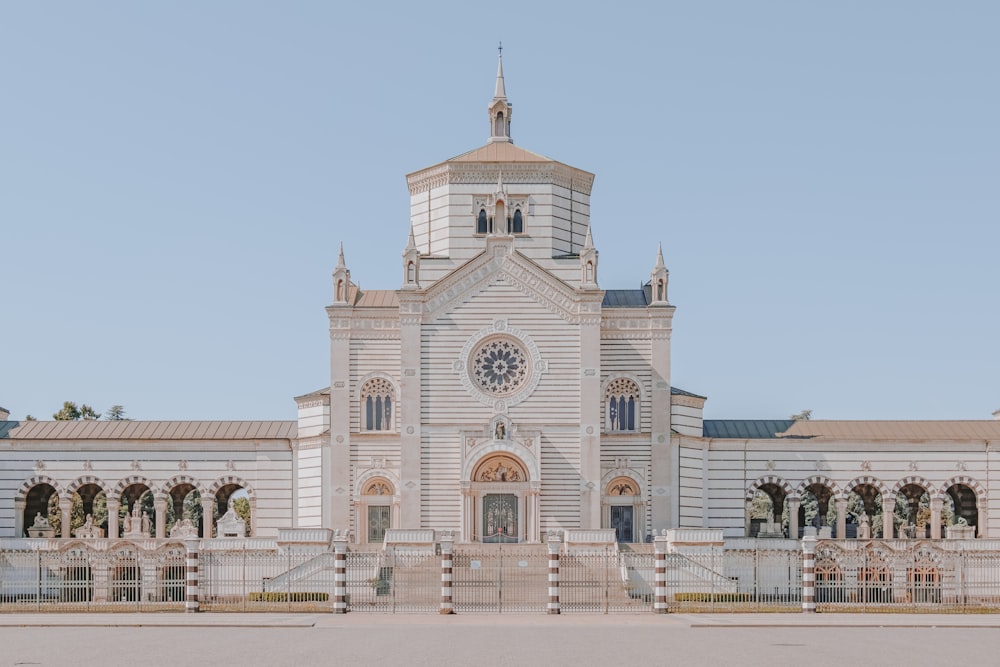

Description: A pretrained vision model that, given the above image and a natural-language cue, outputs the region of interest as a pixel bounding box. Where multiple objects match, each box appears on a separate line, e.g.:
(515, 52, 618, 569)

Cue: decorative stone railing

(383, 529, 436, 555)
(946, 525, 976, 539)
(563, 528, 617, 554)
(663, 528, 724, 546)
(276, 528, 333, 544)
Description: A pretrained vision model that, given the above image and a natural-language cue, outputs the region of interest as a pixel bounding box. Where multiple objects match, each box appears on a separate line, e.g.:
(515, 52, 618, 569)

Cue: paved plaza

(3, 614, 1000, 666)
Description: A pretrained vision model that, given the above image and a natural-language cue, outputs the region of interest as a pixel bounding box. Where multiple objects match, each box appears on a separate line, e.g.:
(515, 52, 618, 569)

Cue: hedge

(248, 592, 329, 603)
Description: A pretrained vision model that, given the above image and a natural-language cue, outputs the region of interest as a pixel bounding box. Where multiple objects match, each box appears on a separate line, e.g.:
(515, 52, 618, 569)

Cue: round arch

(354, 472, 399, 544)
(795, 475, 841, 500)
(16, 475, 64, 501)
(66, 475, 110, 498)
(893, 475, 937, 500)
(939, 475, 987, 503)
(745, 475, 794, 503)
(462, 443, 540, 543)
(163, 475, 207, 497)
(844, 476, 889, 498)
(207, 475, 256, 500)
(601, 470, 646, 543)
(113, 475, 157, 498)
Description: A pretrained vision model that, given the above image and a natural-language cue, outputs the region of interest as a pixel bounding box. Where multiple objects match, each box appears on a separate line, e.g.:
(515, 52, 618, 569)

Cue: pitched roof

(447, 143, 556, 163)
(294, 387, 330, 400)
(778, 420, 1000, 441)
(354, 289, 399, 308)
(671, 386, 707, 399)
(703, 420, 796, 439)
(0, 420, 296, 440)
(602, 289, 648, 308)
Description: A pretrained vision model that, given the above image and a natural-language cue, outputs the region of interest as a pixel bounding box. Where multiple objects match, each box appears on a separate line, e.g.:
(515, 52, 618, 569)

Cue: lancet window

(361, 378, 395, 432)
(605, 378, 639, 432)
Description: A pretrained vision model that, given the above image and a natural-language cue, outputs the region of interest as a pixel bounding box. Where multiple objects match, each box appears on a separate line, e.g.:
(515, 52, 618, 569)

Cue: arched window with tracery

(477, 209, 488, 234)
(361, 378, 395, 432)
(605, 378, 639, 432)
(510, 208, 523, 234)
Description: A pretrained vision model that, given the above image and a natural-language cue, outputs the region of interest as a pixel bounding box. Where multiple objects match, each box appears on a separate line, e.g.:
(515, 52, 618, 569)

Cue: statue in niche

(141, 511, 151, 535)
(122, 511, 132, 533)
(494, 421, 506, 440)
(857, 514, 871, 539)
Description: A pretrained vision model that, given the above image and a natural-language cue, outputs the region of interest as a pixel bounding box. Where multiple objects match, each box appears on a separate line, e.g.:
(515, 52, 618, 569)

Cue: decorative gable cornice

(422, 238, 588, 323)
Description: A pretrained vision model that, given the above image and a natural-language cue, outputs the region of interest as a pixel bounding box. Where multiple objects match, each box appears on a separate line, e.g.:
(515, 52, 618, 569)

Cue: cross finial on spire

(498, 41, 502, 56)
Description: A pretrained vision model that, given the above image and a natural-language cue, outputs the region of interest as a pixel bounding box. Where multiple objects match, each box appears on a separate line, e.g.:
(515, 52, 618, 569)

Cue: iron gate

(453, 545, 549, 613)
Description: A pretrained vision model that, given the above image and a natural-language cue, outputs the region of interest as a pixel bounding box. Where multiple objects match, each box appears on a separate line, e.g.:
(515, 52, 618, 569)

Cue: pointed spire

(488, 45, 513, 144)
(654, 242, 665, 269)
(494, 43, 507, 100)
(405, 228, 417, 252)
(336, 242, 346, 269)
(583, 227, 595, 251)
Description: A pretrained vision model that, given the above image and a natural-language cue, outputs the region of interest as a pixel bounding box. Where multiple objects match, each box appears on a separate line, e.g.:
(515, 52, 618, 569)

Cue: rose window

(471, 338, 529, 396)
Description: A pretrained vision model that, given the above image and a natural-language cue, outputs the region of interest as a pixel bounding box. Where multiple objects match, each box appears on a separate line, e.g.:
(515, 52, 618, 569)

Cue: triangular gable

(422, 238, 580, 322)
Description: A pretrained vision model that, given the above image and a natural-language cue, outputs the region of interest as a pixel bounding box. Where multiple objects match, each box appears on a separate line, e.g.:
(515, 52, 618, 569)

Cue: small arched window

(477, 209, 488, 234)
(605, 378, 639, 432)
(361, 378, 395, 432)
(511, 209, 523, 234)
(406, 261, 415, 284)
(494, 111, 505, 137)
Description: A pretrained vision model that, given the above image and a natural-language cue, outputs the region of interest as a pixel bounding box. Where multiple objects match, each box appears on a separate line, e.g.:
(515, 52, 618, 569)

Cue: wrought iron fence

(559, 549, 655, 613)
(7, 538, 1000, 614)
(0, 545, 186, 612)
(813, 539, 1000, 613)
(452, 545, 550, 613)
(346, 550, 440, 613)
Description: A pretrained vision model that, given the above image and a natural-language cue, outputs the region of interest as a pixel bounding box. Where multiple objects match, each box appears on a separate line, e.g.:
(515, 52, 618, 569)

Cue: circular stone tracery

(471, 338, 529, 396)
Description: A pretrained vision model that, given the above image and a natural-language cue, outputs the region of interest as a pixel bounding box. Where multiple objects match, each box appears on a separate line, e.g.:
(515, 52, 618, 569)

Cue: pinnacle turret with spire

(488, 44, 513, 143)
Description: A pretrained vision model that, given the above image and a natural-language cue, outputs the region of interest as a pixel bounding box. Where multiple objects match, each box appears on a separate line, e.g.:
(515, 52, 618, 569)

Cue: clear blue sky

(2, 3, 997, 422)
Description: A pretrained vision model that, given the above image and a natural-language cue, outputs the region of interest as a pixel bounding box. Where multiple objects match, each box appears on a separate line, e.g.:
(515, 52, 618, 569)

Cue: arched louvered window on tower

(361, 378, 395, 432)
(477, 209, 488, 234)
(605, 378, 639, 432)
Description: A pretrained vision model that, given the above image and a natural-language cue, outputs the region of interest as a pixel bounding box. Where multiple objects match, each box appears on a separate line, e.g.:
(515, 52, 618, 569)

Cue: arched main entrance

(463, 452, 539, 543)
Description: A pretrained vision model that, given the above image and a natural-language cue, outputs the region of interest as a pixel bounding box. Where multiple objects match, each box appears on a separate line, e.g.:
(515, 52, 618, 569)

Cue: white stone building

(2, 55, 999, 545)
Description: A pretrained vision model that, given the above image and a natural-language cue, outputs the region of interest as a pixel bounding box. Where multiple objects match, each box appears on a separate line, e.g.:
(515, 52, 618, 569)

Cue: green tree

(105, 405, 129, 420)
(25, 415, 36, 421)
(790, 409, 813, 421)
(232, 496, 251, 527)
(53, 401, 100, 420)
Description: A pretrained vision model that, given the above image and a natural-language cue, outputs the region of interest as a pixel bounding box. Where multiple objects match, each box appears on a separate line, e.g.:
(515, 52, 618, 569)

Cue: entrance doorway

(610, 505, 634, 543)
(482, 494, 518, 543)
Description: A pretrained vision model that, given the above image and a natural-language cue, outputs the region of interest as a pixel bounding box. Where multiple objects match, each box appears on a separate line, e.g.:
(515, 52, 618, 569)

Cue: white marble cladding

(408, 181, 592, 286)
(682, 436, 998, 539)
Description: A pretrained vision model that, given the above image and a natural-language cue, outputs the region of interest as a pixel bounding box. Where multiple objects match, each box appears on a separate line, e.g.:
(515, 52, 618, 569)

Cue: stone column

(333, 531, 348, 614)
(60, 498, 72, 539)
(579, 299, 603, 530)
(930, 497, 943, 539)
(440, 533, 454, 614)
(835, 498, 848, 540)
(978, 506, 988, 538)
(397, 296, 422, 530)
(154, 496, 167, 539)
(107, 497, 120, 539)
(547, 533, 561, 614)
(654, 534, 668, 613)
(184, 538, 200, 612)
(882, 497, 895, 539)
(14, 498, 25, 537)
(201, 498, 215, 539)
(801, 535, 816, 613)
(787, 497, 800, 540)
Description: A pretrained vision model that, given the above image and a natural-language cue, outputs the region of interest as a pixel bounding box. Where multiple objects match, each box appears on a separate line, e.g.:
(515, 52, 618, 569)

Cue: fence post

(801, 535, 816, 613)
(547, 532, 561, 615)
(184, 538, 200, 613)
(333, 530, 349, 614)
(654, 533, 669, 614)
(440, 532, 454, 614)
